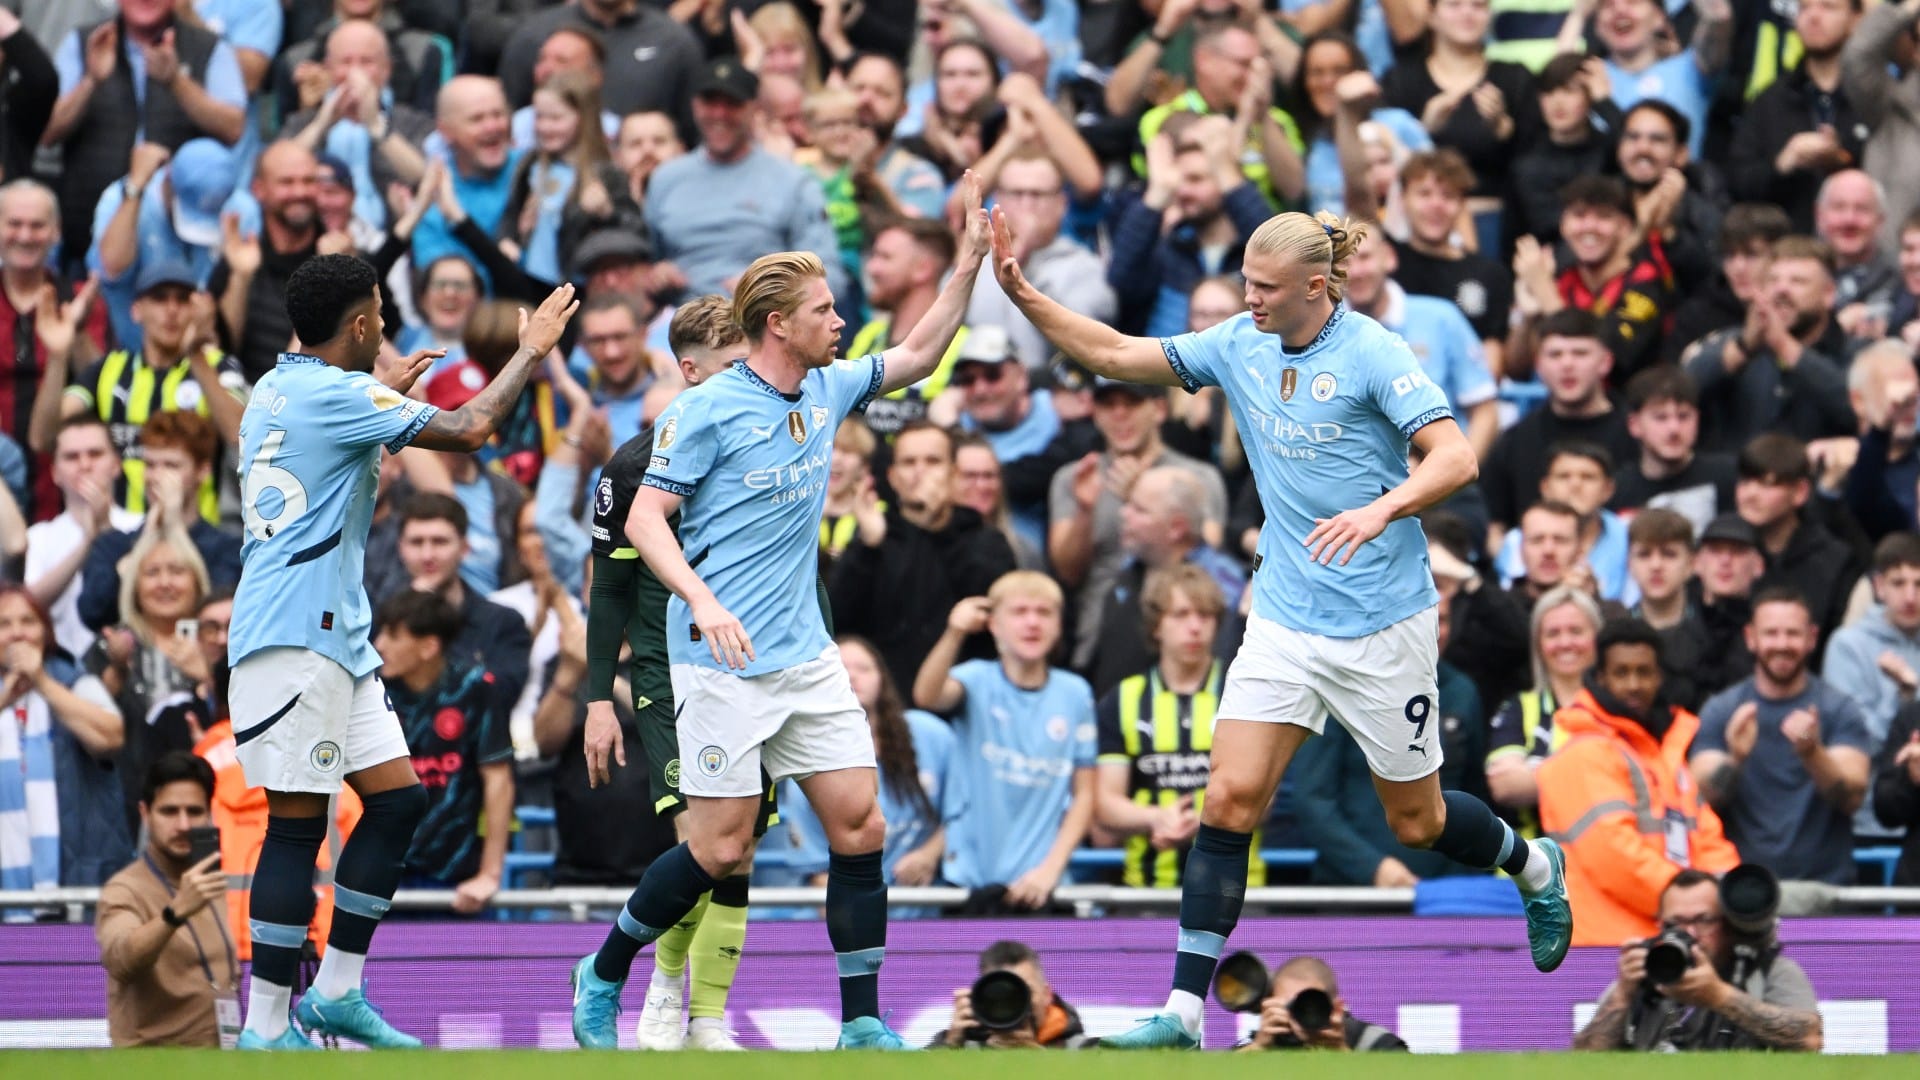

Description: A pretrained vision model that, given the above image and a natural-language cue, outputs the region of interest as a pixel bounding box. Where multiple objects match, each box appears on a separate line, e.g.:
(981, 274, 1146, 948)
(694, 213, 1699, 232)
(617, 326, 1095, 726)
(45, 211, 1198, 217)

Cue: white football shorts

(1216, 605, 1444, 782)
(230, 647, 410, 794)
(669, 643, 876, 798)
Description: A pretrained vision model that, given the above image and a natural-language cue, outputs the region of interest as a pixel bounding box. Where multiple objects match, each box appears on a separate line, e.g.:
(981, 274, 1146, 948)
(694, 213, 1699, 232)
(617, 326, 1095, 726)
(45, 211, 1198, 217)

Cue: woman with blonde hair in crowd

(821, 418, 879, 560)
(952, 433, 1045, 570)
(1484, 585, 1603, 830)
(95, 521, 211, 829)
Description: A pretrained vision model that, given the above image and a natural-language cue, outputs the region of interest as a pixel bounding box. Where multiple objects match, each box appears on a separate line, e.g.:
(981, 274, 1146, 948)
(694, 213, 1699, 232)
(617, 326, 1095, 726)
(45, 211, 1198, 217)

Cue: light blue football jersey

(643, 356, 884, 675)
(941, 659, 1097, 888)
(1161, 308, 1449, 638)
(228, 354, 439, 677)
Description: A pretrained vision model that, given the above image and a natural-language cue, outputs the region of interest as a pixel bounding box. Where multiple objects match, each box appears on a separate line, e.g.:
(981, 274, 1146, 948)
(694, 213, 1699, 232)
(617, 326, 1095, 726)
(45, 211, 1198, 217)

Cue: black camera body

(969, 969, 1034, 1036)
(1644, 927, 1697, 985)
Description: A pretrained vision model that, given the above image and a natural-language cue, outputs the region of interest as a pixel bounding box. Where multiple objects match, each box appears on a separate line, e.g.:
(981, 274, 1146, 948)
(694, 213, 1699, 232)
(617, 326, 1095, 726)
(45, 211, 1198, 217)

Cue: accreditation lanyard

(142, 852, 241, 1048)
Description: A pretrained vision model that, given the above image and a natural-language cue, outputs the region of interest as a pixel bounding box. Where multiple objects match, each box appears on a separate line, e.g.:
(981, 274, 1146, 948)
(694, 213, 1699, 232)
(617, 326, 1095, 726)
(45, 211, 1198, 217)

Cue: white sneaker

(686, 1024, 744, 1051)
(636, 986, 685, 1050)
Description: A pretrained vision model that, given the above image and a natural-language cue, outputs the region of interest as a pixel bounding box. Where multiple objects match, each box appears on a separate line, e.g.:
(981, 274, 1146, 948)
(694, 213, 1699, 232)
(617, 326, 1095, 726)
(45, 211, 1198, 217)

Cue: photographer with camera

(937, 940, 1091, 1048)
(1573, 867, 1822, 1052)
(1222, 955, 1408, 1052)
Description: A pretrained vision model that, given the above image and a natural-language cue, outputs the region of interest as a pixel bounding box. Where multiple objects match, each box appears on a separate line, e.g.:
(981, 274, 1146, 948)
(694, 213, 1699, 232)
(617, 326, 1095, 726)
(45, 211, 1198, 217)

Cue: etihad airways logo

(744, 449, 830, 503)
(1244, 408, 1343, 461)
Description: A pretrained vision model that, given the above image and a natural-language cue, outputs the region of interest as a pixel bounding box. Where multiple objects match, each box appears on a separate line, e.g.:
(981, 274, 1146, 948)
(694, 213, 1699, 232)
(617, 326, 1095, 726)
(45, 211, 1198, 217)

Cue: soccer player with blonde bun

(989, 209, 1573, 1049)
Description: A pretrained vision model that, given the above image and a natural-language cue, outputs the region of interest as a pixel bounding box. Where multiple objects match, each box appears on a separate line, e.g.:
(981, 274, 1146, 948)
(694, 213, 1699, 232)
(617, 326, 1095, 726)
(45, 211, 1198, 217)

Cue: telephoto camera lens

(1288, 988, 1335, 1032)
(969, 969, 1034, 1032)
(1718, 864, 1781, 937)
(1211, 951, 1272, 1014)
(1643, 928, 1697, 985)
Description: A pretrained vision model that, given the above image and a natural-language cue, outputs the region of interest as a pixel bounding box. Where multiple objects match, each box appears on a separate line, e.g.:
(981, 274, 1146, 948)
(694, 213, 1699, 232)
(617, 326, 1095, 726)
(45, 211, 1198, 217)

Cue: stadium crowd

(4, 0, 1920, 965)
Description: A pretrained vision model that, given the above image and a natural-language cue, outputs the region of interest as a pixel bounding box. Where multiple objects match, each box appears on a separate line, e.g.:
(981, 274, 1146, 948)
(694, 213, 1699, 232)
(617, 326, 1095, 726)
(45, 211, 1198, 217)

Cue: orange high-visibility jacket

(1537, 690, 1741, 947)
(193, 721, 363, 960)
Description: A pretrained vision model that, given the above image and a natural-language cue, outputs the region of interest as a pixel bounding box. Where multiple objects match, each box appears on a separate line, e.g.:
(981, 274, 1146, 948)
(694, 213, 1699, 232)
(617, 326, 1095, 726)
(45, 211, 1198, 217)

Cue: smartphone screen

(176, 619, 200, 642)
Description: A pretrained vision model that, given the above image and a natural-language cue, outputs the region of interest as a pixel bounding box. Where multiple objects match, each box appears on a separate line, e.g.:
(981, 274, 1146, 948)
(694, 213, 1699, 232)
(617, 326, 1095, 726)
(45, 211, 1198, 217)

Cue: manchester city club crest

(787, 411, 807, 443)
(1280, 367, 1299, 402)
(811, 405, 828, 430)
(1312, 372, 1337, 401)
(309, 741, 341, 772)
(697, 745, 728, 776)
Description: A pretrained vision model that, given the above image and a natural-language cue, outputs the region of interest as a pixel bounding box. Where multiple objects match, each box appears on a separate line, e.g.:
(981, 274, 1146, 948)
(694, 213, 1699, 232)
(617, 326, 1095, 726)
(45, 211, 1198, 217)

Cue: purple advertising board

(3, 917, 1916, 1051)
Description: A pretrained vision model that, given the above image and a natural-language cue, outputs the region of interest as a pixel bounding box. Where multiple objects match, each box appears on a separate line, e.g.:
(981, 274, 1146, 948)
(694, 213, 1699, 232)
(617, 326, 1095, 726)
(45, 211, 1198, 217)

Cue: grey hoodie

(1824, 604, 1920, 839)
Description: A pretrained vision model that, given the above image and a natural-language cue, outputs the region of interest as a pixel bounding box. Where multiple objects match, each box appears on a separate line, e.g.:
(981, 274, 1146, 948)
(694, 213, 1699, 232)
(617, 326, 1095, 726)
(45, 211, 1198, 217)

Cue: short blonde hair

(987, 569, 1064, 612)
(1247, 210, 1366, 305)
(733, 251, 826, 344)
(669, 294, 745, 359)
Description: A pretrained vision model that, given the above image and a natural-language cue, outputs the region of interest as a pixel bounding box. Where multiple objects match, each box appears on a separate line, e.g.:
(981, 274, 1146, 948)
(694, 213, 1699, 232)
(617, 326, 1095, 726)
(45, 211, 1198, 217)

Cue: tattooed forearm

(1715, 989, 1823, 1051)
(1573, 992, 1632, 1050)
(416, 346, 542, 451)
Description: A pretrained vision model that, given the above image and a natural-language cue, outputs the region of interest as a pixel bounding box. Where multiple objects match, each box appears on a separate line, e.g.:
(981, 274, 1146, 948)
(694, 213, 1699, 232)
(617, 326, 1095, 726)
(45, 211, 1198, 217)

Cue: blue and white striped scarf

(0, 694, 60, 892)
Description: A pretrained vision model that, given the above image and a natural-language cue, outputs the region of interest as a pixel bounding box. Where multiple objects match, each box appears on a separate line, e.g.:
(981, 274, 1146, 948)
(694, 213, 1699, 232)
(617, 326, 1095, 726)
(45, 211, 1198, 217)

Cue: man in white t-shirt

(24, 416, 141, 659)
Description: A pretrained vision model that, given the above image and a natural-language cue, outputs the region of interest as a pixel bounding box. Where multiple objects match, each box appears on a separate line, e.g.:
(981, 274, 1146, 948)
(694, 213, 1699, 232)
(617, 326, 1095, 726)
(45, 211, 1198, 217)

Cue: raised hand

(381, 348, 444, 395)
(84, 21, 118, 84)
(1780, 707, 1821, 756)
(220, 211, 261, 278)
(1725, 700, 1759, 763)
(989, 206, 1032, 299)
(170, 853, 227, 919)
(143, 29, 181, 86)
(34, 276, 98, 359)
(518, 283, 581, 357)
(947, 595, 992, 636)
(129, 143, 172, 193)
(954, 169, 990, 272)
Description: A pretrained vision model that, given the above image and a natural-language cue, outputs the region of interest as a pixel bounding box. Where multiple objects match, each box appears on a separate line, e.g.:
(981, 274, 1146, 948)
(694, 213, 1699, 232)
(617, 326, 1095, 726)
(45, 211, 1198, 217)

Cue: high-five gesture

(954, 168, 991, 273)
(519, 283, 581, 357)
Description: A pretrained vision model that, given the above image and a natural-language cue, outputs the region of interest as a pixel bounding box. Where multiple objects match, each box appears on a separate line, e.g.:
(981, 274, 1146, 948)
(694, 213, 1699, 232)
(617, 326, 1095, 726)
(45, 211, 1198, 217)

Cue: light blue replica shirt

(941, 659, 1096, 889)
(1358, 281, 1497, 418)
(1161, 307, 1449, 637)
(779, 709, 959, 883)
(228, 354, 439, 677)
(643, 357, 884, 676)
(1607, 53, 1712, 157)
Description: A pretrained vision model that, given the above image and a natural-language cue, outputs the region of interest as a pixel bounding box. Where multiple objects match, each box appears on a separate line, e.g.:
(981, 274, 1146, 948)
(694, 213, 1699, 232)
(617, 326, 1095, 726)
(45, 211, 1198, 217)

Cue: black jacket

(1688, 581, 1757, 697)
(1664, 271, 1744, 365)
(828, 504, 1017, 691)
(448, 586, 535, 722)
(1726, 68, 1869, 232)
(1446, 578, 1532, 713)
(1873, 702, 1920, 885)
(1504, 102, 1624, 248)
(1758, 516, 1866, 663)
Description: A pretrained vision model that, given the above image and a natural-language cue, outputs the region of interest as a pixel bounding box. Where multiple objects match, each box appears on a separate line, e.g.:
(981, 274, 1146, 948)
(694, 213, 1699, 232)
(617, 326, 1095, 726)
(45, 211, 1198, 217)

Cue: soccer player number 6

(241, 429, 311, 541)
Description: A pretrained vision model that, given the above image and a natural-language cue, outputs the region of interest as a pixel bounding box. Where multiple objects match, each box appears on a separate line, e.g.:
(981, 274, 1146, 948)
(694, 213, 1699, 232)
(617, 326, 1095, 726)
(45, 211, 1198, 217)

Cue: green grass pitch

(2, 1051, 1913, 1077)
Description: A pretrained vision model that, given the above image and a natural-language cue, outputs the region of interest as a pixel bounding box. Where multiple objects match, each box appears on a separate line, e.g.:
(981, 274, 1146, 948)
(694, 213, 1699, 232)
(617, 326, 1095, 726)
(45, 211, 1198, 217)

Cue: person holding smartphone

(96, 751, 240, 1047)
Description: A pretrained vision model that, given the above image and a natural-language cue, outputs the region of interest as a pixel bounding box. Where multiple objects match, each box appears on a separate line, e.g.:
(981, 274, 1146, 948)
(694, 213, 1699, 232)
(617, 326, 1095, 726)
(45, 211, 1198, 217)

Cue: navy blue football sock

(326, 785, 426, 955)
(826, 848, 887, 1023)
(1433, 790, 1531, 877)
(1171, 824, 1252, 999)
(595, 843, 716, 984)
(250, 813, 327, 989)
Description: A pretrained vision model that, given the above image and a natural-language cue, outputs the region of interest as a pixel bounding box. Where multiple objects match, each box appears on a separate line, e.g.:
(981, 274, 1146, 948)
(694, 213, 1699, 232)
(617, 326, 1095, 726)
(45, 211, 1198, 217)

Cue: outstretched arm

(412, 285, 579, 451)
(989, 208, 1183, 386)
(878, 171, 989, 394)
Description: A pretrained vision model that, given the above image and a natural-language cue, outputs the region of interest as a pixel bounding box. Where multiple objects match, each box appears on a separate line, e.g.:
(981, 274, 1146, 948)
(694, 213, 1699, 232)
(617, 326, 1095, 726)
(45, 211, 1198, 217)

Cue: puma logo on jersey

(750, 424, 776, 440)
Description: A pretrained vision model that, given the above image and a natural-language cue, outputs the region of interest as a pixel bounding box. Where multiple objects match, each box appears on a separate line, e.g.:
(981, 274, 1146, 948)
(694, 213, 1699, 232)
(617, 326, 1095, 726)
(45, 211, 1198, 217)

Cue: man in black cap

(572, 229, 653, 301)
(642, 58, 846, 303)
(43, 259, 244, 519)
(1690, 512, 1768, 698)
